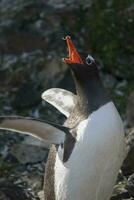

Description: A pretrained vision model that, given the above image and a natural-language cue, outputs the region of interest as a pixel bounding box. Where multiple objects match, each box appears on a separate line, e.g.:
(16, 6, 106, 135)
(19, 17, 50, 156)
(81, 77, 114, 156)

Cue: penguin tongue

(63, 36, 83, 64)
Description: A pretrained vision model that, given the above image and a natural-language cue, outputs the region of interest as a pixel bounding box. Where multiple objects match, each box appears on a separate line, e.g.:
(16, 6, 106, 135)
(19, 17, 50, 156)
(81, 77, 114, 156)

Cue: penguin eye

(86, 55, 94, 65)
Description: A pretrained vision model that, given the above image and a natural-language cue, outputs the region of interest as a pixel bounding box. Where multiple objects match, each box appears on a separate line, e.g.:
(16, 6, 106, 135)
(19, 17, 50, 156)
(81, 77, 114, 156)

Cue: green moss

(87, 0, 134, 79)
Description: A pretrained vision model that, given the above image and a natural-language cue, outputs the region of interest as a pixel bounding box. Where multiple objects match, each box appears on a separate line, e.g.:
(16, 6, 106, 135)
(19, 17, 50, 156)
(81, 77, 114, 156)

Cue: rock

(0, 0, 92, 55)
(19, 169, 43, 193)
(0, 0, 92, 21)
(11, 143, 48, 164)
(47, 0, 92, 9)
(110, 192, 130, 200)
(39, 59, 67, 89)
(126, 173, 134, 197)
(0, 30, 47, 54)
(116, 80, 128, 89)
(127, 92, 134, 127)
(38, 190, 44, 200)
(0, 0, 43, 22)
(101, 73, 117, 89)
(111, 176, 129, 200)
(12, 82, 40, 109)
(112, 128, 134, 199)
(122, 128, 134, 176)
(0, 181, 32, 200)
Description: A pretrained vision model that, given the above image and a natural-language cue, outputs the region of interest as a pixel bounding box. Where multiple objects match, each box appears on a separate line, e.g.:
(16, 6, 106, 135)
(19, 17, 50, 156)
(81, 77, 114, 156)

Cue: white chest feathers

(54, 102, 125, 200)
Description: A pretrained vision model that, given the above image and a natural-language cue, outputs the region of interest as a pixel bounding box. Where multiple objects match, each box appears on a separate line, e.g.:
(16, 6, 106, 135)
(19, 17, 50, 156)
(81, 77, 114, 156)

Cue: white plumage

(54, 102, 125, 200)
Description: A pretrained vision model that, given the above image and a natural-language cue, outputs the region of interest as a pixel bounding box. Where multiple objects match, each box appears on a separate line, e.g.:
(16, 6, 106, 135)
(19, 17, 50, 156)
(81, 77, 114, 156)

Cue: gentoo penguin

(0, 36, 125, 200)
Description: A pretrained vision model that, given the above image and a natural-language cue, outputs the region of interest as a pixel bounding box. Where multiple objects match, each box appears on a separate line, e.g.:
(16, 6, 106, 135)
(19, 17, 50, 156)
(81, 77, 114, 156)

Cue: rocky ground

(0, 0, 134, 199)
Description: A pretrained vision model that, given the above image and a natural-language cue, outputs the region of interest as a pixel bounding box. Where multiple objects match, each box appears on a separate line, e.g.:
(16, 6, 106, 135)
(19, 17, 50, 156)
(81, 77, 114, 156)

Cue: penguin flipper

(42, 88, 77, 118)
(0, 116, 68, 145)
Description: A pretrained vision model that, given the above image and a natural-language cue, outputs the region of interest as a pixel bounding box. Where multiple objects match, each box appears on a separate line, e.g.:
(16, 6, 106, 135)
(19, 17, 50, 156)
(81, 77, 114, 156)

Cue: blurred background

(0, 0, 133, 199)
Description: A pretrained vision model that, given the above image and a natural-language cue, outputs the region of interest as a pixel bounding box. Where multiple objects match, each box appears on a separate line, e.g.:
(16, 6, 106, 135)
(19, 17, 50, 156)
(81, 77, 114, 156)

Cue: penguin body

(54, 102, 124, 200)
(0, 36, 125, 200)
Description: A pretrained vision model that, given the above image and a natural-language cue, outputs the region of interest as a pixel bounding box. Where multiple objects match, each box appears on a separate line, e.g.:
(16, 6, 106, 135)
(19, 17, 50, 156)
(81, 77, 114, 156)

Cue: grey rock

(11, 143, 48, 164)
(0, 0, 43, 22)
(0, 30, 47, 54)
(115, 89, 124, 97)
(127, 92, 134, 127)
(12, 82, 40, 109)
(126, 173, 134, 197)
(0, 181, 32, 200)
(39, 59, 67, 89)
(111, 176, 129, 200)
(116, 80, 128, 89)
(19, 169, 43, 192)
(38, 190, 44, 200)
(0, 0, 92, 55)
(122, 128, 134, 176)
(101, 73, 117, 88)
(47, 0, 92, 9)
(0, 55, 18, 71)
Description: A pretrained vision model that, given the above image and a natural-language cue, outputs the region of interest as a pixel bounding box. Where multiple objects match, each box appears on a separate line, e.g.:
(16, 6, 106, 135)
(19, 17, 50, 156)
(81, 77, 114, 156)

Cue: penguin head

(63, 36, 99, 81)
(62, 36, 109, 115)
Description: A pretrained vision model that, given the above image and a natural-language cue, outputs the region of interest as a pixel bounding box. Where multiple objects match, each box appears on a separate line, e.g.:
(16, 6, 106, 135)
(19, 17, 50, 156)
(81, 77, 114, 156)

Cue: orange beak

(63, 36, 84, 64)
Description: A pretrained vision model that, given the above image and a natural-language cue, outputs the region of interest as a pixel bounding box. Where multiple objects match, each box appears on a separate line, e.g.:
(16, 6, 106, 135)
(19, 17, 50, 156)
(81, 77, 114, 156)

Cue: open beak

(63, 36, 83, 64)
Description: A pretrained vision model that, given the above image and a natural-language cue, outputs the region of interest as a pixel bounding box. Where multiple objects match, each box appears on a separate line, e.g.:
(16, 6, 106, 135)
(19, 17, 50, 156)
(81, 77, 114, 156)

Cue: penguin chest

(54, 102, 125, 200)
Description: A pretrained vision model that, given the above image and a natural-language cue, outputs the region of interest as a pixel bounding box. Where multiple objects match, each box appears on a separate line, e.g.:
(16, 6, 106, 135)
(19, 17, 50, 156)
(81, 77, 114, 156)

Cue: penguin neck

(74, 75, 110, 117)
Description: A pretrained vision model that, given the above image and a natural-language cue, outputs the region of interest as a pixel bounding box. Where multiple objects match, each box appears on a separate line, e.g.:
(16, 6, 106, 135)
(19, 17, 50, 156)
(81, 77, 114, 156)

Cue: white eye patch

(86, 55, 94, 65)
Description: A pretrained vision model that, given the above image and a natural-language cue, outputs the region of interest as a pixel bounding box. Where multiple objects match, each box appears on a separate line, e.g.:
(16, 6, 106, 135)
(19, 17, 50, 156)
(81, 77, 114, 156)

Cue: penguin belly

(54, 102, 125, 200)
